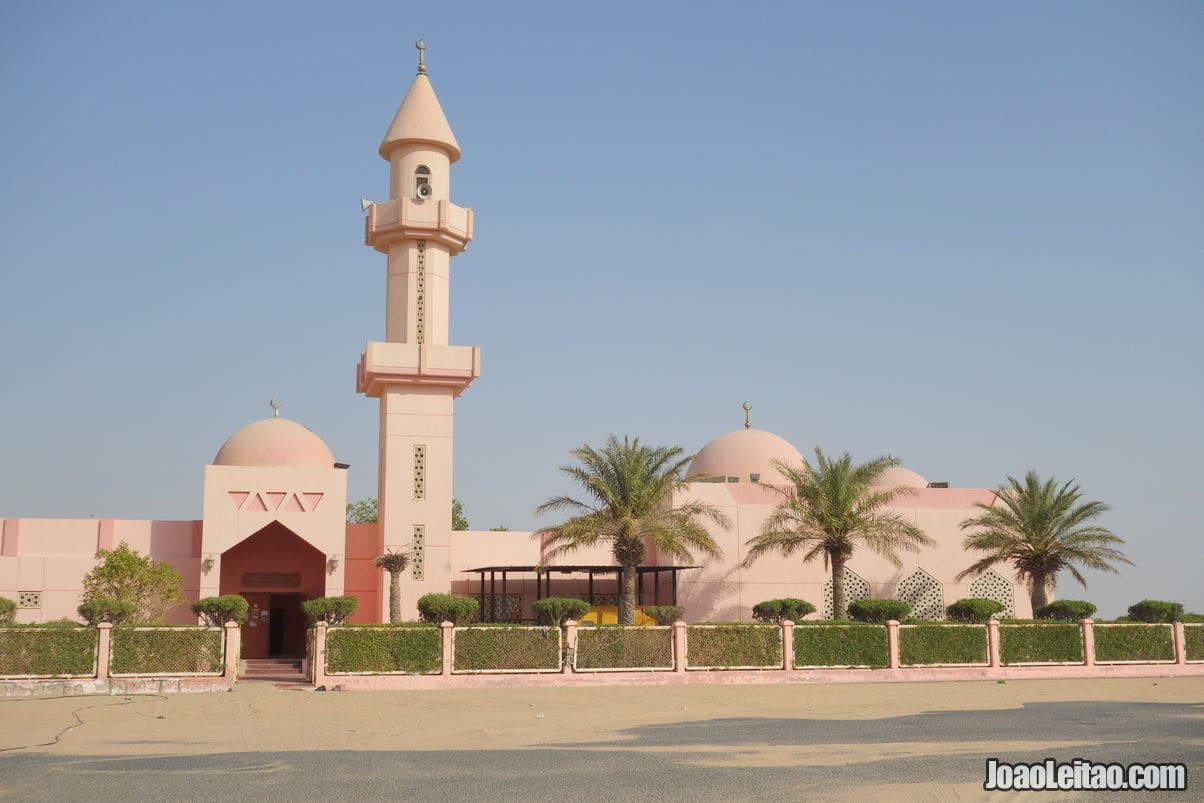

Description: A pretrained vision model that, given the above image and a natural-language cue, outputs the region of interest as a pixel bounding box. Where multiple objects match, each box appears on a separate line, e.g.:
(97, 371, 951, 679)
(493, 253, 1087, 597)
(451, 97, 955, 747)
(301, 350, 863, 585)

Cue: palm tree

(743, 449, 934, 619)
(956, 471, 1131, 613)
(373, 550, 410, 623)
(535, 435, 730, 625)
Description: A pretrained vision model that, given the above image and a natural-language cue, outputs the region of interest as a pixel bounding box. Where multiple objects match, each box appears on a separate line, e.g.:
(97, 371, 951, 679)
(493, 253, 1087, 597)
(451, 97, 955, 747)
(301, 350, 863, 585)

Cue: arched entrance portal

(220, 521, 326, 658)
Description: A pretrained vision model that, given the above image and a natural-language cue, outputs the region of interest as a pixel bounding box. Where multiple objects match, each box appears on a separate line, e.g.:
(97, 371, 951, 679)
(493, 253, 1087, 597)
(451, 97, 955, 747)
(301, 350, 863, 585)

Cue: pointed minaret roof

(378, 71, 461, 162)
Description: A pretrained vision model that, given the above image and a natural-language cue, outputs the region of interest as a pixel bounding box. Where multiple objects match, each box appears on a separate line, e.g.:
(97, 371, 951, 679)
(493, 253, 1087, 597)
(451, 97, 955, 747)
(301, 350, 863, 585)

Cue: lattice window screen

(411, 525, 425, 580)
(415, 239, 426, 344)
(412, 445, 426, 500)
(822, 568, 871, 619)
(969, 570, 1015, 618)
(482, 595, 523, 623)
(898, 568, 945, 620)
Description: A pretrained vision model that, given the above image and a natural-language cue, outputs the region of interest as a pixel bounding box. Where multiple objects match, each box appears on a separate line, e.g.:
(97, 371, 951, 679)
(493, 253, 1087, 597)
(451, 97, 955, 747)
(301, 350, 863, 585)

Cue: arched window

(414, 165, 431, 198)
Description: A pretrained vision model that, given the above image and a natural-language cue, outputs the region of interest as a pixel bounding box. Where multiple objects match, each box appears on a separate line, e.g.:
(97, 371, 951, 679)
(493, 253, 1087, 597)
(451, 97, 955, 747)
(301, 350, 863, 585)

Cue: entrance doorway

(241, 592, 306, 658)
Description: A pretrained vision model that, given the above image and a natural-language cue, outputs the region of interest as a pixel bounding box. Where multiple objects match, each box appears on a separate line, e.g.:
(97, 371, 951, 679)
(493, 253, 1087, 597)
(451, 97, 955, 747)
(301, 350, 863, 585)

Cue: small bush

(77, 598, 136, 625)
(751, 598, 816, 624)
(1127, 600, 1184, 623)
(1036, 600, 1097, 621)
(1180, 613, 1204, 624)
(0, 597, 16, 625)
(532, 597, 590, 626)
(642, 605, 686, 625)
(687, 625, 782, 668)
(946, 598, 1004, 623)
(999, 624, 1084, 665)
(848, 599, 911, 623)
(301, 596, 357, 625)
(191, 595, 249, 626)
(326, 626, 441, 674)
(793, 625, 889, 668)
(417, 593, 479, 625)
(899, 625, 988, 665)
(1093, 625, 1175, 662)
(454, 627, 561, 672)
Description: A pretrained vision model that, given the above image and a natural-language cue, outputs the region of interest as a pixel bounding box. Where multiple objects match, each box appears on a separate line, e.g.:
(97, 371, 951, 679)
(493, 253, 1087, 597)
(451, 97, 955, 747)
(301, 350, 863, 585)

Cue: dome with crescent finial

(213, 418, 335, 468)
(687, 429, 805, 484)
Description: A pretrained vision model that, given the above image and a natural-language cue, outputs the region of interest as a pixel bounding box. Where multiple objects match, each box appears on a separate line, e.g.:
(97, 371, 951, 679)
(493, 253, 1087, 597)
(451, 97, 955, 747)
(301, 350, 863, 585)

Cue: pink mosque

(0, 52, 1028, 658)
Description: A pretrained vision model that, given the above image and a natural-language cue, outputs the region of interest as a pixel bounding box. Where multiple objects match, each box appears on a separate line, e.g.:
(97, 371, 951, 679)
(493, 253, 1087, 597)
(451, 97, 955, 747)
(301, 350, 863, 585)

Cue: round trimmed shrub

(946, 598, 1005, 623)
(302, 595, 357, 625)
(642, 605, 686, 625)
(191, 595, 250, 626)
(0, 597, 16, 625)
(848, 599, 911, 623)
(532, 597, 590, 626)
(752, 598, 816, 624)
(416, 593, 479, 624)
(1127, 600, 1184, 623)
(77, 598, 136, 625)
(1036, 600, 1097, 621)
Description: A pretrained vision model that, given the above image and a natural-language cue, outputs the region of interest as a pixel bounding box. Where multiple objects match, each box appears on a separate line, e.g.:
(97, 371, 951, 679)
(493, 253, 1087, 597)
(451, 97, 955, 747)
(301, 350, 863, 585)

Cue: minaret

(357, 41, 478, 620)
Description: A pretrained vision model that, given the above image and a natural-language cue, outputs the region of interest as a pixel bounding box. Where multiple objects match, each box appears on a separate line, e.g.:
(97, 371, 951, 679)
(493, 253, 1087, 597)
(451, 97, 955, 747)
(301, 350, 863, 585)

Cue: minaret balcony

(364, 198, 473, 255)
(357, 341, 480, 398)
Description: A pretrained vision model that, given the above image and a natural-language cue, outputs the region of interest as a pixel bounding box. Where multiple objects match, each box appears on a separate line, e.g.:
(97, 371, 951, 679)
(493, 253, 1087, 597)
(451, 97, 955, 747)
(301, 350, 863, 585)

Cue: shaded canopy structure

(465, 564, 698, 621)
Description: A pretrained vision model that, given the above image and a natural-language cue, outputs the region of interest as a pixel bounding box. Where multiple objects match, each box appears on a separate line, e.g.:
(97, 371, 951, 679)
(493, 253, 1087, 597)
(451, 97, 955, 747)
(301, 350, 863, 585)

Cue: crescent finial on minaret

(270, 397, 283, 419)
(416, 39, 427, 75)
(743, 401, 752, 430)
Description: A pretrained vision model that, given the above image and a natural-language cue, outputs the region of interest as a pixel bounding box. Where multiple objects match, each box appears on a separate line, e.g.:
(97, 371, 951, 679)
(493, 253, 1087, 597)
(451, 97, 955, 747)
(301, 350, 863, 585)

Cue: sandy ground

(2, 676, 1201, 759)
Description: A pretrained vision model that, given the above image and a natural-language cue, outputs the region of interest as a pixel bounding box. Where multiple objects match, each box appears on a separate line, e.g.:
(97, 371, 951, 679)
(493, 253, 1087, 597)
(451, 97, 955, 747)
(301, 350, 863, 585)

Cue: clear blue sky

(1, 2, 1200, 617)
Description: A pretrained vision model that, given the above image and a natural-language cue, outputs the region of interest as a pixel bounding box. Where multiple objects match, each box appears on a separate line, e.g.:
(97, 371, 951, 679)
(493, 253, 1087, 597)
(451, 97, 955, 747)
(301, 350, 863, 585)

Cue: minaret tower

(357, 41, 478, 619)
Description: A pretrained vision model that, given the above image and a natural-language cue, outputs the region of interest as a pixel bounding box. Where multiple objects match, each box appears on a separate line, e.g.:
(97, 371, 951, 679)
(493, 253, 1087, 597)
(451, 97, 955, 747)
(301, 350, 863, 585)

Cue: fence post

(562, 619, 577, 674)
(781, 620, 794, 671)
(313, 622, 328, 686)
(1173, 622, 1187, 666)
(223, 622, 240, 682)
(96, 622, 112, 680)
(673, 621, 687, 674)
(986, 619, 1001, 668)
(441, 621, 454, 676)
(1081, 619, 1095, 667)
(886, 620, 901, 669)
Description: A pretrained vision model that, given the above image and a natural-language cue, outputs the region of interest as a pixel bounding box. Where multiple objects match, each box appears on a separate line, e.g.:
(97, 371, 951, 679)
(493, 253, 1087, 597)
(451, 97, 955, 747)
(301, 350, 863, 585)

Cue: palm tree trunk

(1029, 573, 1049, 614)
(832, 557, 847, 620)
(389, 571, 402, 623)
(618, 565, 637, 625)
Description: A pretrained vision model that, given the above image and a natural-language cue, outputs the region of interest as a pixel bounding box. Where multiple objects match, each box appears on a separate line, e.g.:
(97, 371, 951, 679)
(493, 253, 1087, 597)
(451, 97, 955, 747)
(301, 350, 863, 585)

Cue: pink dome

(871, 466, 929, 489)
(687, 429, 805, 484)
(213, 418, 334, 468)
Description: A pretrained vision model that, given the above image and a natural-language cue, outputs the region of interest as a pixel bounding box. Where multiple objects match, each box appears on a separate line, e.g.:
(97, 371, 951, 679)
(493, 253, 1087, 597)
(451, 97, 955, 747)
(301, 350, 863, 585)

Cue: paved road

(1, 699, 1200, 801)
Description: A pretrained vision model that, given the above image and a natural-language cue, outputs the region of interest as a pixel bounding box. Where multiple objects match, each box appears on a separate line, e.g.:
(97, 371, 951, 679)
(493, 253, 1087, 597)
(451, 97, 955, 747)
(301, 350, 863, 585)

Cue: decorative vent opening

(411, 525, 425, 580)
(415, 239, 426, 345)
(897, 568, 945, 620)
(18, 591, 41, 609)
(969, 570, 1015, 618)
(413, 444, 427, 500)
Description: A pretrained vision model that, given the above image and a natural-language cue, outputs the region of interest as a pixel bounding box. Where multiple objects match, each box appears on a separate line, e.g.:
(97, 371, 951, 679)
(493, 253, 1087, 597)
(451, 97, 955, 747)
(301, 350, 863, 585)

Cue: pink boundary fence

(0, 622, 241, 697)
(311, 619, 1204, 691)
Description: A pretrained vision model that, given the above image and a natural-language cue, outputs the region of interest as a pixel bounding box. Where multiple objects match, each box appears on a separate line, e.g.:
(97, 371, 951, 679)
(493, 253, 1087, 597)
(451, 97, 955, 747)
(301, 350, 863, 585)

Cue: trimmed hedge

(0, 625, 97, 676)
(751, 598, 816, 624)
(687, 625, 782, 669)
(1093, 625, 1175, 663)
(325, 625, 441, 674)
(78, 598, 136, 625)
(1127, 600, 1184, 623)
(848, 599, 911, 623)
(1036, 600, 1097, 621)
(642, 605, 686, 626)
(1184, 624, 1204, 662)
(999, 624, 1084, 665)
(110, 627, 223, 674)
(192, 595, 249, 626)
(531, 598, 589, 626)
(793, 624, 889, 668)
(417, 593, 479, 625)
(946, 598, 1004, 623)
(453, 627, 561, 672)
(899, 625, 988, 666)
(575, 626, 673, 670)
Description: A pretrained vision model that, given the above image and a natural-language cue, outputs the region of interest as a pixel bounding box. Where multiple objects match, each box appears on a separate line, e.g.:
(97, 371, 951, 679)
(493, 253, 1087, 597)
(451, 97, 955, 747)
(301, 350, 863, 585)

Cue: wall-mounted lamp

(327, 555, 341, 574)
(201, 555, 216, 574)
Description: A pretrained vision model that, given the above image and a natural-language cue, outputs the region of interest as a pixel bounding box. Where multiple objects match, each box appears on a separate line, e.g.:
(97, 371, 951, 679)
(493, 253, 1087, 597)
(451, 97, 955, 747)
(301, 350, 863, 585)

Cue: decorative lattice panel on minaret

(411, 525, 425, 580)
(897, 568, 945, 620)
(415, 239, 426, 344)
(969, 570, 1015, 618)
(822, 568, 870, 619)
(412, 445, 426, 500)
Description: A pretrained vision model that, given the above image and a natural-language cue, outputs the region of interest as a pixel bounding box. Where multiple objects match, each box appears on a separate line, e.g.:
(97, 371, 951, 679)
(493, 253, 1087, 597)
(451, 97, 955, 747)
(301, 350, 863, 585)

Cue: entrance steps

(241, 657, 306, 683)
